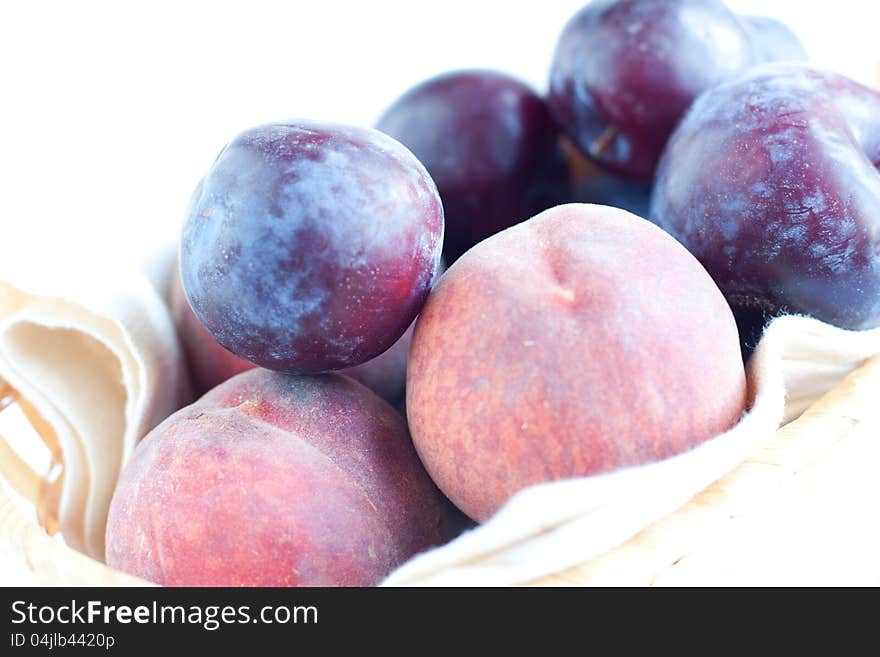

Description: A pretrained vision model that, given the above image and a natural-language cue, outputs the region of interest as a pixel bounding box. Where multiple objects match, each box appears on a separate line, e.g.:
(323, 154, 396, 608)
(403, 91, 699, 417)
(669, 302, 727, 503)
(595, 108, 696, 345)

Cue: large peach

(106, 369, 451, 586)
(407, 203, 748, 521)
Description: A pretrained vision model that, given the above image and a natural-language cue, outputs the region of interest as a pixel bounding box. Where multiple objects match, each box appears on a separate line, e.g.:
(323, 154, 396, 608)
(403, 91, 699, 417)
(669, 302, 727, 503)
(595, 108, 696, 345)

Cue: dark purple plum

(548, 0, 807, 181)
(170, 266, 417, 403)
(180, 121, 444, 373)
(651, 63, 880, 330)
(376, 70, 569, 262)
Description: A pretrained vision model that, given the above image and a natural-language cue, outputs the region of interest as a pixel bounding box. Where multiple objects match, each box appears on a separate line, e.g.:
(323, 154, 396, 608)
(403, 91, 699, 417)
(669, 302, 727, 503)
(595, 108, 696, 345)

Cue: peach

(406, 203, 748, 521)
(169, 270, 413, 404)
(106, 369, 452, 586)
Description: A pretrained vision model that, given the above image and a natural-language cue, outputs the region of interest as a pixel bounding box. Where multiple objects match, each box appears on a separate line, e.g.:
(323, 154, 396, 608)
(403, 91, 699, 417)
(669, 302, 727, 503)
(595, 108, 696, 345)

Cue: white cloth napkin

(382, 316, 880, 586)
(0, 239, 189, 562)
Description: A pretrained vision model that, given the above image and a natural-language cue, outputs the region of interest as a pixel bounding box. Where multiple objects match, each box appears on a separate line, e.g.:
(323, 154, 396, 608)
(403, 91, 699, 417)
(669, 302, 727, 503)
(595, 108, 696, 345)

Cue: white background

(0, 0, 877, 262)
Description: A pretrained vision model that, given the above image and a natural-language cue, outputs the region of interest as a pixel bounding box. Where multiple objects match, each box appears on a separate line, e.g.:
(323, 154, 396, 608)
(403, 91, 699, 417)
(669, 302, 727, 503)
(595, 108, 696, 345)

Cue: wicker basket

(2, 353, 879, 587)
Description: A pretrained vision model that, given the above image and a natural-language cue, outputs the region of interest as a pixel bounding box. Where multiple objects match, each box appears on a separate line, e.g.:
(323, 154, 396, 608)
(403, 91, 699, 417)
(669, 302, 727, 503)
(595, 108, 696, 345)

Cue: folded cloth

(0, 238, 189, 562)
(382, 316, 880, 586)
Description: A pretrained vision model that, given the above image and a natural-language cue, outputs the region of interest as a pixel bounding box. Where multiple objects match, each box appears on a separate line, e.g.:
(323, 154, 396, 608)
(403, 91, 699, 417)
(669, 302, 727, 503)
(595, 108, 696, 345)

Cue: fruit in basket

(169, 269, 415, 403)
(548, 0, 807, 181)
(376, 70, 569, 262)
(105, 369, 452, 586)
(406, 203, 748, 521)
(180, 120, 444, 374)
(651, 63, 880, 330)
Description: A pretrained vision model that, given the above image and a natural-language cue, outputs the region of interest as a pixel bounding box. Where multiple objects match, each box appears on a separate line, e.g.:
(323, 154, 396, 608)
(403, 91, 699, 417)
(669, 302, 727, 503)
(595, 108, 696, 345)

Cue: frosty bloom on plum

(180, 120, 444, 374)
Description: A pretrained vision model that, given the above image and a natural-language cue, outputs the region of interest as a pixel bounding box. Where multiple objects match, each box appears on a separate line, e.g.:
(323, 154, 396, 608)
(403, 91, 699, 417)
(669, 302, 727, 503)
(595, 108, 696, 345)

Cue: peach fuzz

(406, 203, 748, 522)
(106, 369, 452, 586)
